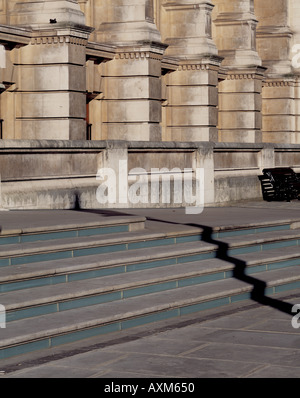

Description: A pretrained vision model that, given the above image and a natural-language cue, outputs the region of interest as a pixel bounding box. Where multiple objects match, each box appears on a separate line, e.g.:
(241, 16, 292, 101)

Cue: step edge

(3, 263, 300, 312)
(1, 271, 300, 349)
(0, 229, 204, 257)
(0, 283, 254, 349)
(0, 216, 147, 237)
(1, 227, 300, 259)
(1, 243, 300, 285)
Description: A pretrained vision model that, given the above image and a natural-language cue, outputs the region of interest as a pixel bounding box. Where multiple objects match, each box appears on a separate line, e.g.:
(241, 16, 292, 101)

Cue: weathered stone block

(263, 115, 296, 132)
(101, 123, 161, 141)
(219, 111, 261, 130)
(18, 64, 85, 92)
(104, 76, 161, 100)
(166, 68, 219, 87)
(168, 86, 218, 107)
(16, 92, 86, 118)
(219, 92, 262, 111)
(218, 130, 261, 144)
(262, 98, 295, 115)
(166, 106, 217, 127)
(165, 127, 218, 142)
(102, 99, 161, 123)
(15, 119, 86, 140)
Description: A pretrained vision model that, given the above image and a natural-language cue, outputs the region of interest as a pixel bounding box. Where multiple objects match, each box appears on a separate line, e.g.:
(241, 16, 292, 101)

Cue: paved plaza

(0, 290, 299, 379)
(0, 200, 300, 379)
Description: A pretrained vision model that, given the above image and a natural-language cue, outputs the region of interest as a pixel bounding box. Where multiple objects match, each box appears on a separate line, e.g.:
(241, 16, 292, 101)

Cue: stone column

(290, 0, 300, 144)
(255, 0, 296, 143)
(10, 0, 92, 140)
(0, 45, 16, 139)
(0, 26, 30, 139)
(213, 0, 264, 143)
(160, 0, 222, 142)
(94, 0, 166, 141)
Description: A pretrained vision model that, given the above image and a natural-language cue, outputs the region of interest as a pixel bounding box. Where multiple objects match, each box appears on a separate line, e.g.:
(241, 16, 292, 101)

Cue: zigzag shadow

(144, 215, 294, 315)
(189, 223, 294, 315)
(70, 192, 138, 217)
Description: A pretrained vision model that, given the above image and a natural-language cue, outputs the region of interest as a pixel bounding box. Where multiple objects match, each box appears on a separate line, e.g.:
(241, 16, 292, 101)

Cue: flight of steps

(0, 213, 300, 360)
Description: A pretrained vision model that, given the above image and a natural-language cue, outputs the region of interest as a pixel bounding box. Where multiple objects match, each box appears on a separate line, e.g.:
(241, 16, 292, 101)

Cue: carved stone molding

(176, 54, 223, 72)
(163, 1, 214, 13)
(227, 73, 261, 80)
(115, 51, 163, 60)
(263, 80, 295, 88)
(114, 43, 167, 61)
(30, 35, 88, 46)
(178, 64, 211, 71)
(0, 24, 31, 49)
(256, 26, 293, 39)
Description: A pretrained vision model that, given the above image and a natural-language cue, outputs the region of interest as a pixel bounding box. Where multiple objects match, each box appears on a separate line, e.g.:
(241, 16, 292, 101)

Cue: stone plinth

(213, 0, 263, 143)
(100, 42, 166, 141)
(9, 0, 92, 140)
(94, 0, 165, 141)
(160, 0, 222, 142)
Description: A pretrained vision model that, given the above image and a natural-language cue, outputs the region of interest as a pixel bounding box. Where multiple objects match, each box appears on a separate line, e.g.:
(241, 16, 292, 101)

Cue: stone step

(0, 223, 203, 267)
(0, 266, 298, 360)
(0, 211, 146, 245)
(0, 209, 293, 245)
(1, 236, 300, 295)
(0, 241, 218, 293)
(217, 229, 300, 255)
(0, 218, 297, 267)
(0, 214, 299, 361)
(1, 247, 299, 323)
(0, 215, 300, 267)
(211, 222, 292, 238)
(1, 259, 234, 323)
(0, 209, 298, 243)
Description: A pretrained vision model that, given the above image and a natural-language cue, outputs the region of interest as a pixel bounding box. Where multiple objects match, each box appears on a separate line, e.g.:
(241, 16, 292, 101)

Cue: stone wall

(0, 0, 298, 144)
(0, 1, 299, 208)
(1, 139, 299, 209)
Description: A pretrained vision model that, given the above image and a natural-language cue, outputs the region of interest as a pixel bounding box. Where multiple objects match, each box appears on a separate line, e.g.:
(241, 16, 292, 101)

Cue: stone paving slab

(0, 209, 146, 235)
(1, 291, 299, 379)
(1, 201, 300, 235)
(126, 203, 300, 231)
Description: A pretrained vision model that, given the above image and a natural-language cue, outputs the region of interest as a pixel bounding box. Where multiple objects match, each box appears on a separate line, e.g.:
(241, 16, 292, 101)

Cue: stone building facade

(0, 0, 299, 209)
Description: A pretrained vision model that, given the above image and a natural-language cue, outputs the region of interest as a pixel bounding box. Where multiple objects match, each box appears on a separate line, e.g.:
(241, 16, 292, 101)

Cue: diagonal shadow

(70, 192, 140, 217)
(67, 199, 296, 315)
(194, 224, 294, 315)
(144, 215, 294, 315)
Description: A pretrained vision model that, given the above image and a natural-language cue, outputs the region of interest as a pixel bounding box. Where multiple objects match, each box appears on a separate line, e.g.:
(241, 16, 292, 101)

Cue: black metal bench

(259, 167, 300, 202)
